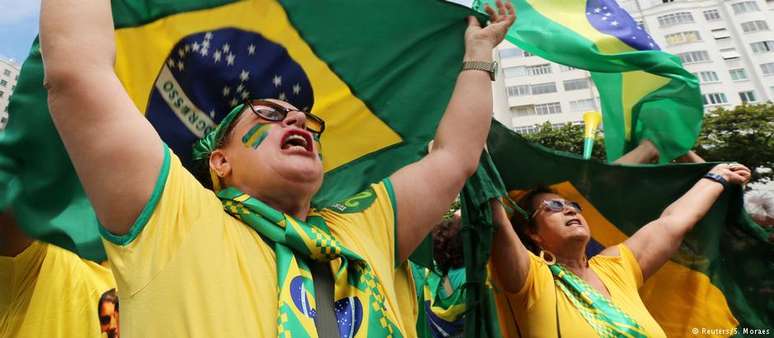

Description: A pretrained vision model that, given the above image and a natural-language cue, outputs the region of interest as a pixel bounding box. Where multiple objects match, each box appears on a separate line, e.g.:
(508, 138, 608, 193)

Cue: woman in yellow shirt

(489, 163, 751, 338)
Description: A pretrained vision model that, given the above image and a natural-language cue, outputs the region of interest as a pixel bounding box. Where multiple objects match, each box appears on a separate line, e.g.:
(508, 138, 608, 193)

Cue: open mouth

(281, 129, 314, 153)
(565, 219, 582, 227)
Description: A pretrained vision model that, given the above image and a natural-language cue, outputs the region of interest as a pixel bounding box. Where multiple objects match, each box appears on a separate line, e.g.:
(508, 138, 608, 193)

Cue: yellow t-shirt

(0, 241, 116, 338)
(493, 244, 666, 338)
(101, 147, 417, 337)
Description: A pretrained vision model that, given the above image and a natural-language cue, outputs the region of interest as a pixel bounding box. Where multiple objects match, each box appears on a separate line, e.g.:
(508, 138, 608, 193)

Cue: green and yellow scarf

(549, 263, 647, 338)
(218, 188, 403, 338)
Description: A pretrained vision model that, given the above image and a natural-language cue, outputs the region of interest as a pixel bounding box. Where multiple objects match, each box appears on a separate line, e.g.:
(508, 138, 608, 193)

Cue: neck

(546, 239, 588, 271)
(253, 191, 312, 220)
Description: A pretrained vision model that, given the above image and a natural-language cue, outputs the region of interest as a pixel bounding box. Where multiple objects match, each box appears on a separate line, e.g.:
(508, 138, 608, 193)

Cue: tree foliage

(520, 122, 606, 161)
(694, 103, 774, 184)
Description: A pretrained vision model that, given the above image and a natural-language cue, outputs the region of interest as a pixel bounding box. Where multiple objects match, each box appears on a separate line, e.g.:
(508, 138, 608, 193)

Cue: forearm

(660, 178, 724, 234)
(489, 200, 530, 293)
(41, 0, 116, 84)
(0, 212, 32, 257)
(432, 49, 494, 175)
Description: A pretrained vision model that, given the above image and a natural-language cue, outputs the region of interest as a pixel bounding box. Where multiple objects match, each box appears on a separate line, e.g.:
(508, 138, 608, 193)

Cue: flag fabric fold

(486, 121, 773, 337)
(1, 0, 476, 262)
(476, 0, 703, 163)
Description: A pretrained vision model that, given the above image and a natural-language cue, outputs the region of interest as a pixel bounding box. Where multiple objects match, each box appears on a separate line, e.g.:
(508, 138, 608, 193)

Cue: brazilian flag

(486, 121, 773, 337)
(477, 0, 702, 162)
(0, 0, 477, 261)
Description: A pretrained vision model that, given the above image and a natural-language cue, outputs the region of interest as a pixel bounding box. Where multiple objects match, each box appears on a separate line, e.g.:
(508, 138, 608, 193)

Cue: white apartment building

(493, 0, 774, 132)
(0, 57, 20, 130)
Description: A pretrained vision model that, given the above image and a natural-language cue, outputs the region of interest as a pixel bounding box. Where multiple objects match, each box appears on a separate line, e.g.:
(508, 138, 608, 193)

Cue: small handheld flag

(582, 111, 602, 159)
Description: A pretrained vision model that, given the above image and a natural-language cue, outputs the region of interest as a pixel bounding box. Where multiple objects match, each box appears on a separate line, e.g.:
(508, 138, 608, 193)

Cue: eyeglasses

(244, 99, 325, 137)
(99, 315, 111, 325)
(530, 199, 582, 219)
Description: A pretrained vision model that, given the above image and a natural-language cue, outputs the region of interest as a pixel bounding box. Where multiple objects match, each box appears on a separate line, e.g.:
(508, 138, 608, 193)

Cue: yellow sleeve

(101, 145, 222, 296)
(322, 179, 398, 269)
(497, 251, 550, 310)
(617, 244, 645, 289)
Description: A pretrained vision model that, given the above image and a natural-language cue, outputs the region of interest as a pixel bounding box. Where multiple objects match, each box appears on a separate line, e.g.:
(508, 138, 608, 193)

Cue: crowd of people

(1, 0, 769, 337)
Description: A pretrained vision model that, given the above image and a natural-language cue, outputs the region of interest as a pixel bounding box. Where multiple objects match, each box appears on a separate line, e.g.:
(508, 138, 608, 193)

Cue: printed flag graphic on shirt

(476, 0, 702, 163)
(486, 121, 773, 337)
(0, 0, 475, 261)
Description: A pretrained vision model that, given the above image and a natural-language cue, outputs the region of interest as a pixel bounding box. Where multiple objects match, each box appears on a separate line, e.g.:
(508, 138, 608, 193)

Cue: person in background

(98, 288, 120, 338)
(489, 162, 751, 338)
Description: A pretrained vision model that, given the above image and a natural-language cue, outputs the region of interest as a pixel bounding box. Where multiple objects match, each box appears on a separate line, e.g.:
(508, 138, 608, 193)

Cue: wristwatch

(462, 61, 498, 81)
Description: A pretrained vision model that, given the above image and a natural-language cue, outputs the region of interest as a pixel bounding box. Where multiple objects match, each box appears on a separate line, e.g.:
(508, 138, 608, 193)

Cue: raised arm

(619, 163, 750, 280)
(390, 0, 515, 262)
(40, 0, 163, 234)
(489, 200, 531, 293)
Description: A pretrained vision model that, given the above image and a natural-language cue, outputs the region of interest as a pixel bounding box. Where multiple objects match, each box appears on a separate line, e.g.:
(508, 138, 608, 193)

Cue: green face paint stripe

(241, 123, 272, 149)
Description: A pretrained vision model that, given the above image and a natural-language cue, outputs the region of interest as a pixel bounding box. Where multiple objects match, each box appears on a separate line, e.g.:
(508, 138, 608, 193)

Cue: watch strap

(462, 61, 496, 81)
(703, 172, 728, 189)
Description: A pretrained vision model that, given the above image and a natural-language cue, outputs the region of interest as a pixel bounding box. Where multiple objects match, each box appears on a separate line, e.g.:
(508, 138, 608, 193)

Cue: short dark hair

(191, 109, 246, 190)
(432, 216, 464, 275)
(98, 288, 119, 312)
(510, 185, 557, 254)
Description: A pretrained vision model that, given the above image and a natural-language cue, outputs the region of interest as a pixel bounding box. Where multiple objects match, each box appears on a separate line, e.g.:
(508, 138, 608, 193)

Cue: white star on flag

(214, 50, 222, 62)
(177, 60, 184, 71)
(200, 48, 209, 56)
(601, 16, 607, 21)
(237, 84, 244, 93)
(202, 40, 210, 49)
(185, 44, 191, 52)
(230, 98, 238, 107)
(293, 84, 301, 95)
(178, 49, 185, 57)
(241, 91, 249, 99)
(605, 12, 611, 17)
(248, 44, 256, 55)
(223, 86, 231, 96)
(594, 7, 601, 13)
(278, 92, 286, 100)
(273, 75, 282, 87)
(611, 21, 619, 26)
(167, 59, 175, 67)
(209, 110, 216, 118)
(223, 43, 230, 53)
(227, 53, 235, 66)
(240, 70, 250, 82)
(192, 41, 200, 51)
(205, 32, 213, 39)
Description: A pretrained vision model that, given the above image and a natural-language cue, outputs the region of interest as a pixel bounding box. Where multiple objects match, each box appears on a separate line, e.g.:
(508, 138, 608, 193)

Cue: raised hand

(464, 0, 516, 60)
(709, 163, 752, 186)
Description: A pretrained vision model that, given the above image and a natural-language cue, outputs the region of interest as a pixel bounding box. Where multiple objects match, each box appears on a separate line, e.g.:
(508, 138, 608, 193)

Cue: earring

(539, 249, 556, 265)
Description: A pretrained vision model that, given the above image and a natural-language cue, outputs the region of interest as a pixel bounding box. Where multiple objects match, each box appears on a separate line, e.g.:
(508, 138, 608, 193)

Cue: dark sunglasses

(244, 99, 325, 137)
(100, 315, 111, 325)
(530, 199, 582, 219)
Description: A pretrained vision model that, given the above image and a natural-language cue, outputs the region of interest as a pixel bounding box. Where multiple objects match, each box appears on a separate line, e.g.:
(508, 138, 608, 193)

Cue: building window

(504, 67, 526, 78)
(739, 90, 757, 103)
(2, 69, 10, 76)
(703, 9, 721, 21)
(750, 41, 774, 54)
(729, 68, 748, 81)
(531, 82, 558, 95)
(0, 80, 6, 87)
(695, 71, 720, 83)
(678, 50, 710, 64)
(506, 85, 531, 97)
(657, 12, 694, 27)
(662, 0, 674, 3)
(760, 62, 774, 76)
(559, 64, 577, 72)
(526, 64, 552, 76)
(569, 98, 596, 112)
(741, 20, 769, 33)
(535, 102, 562, 115)
(720, 48, 741, 60)
(563, 78, 590, 91)
(711, 28, 731, 40)
(664, 31, 702, 45)
(511, 105, 535, 116)
(513, 125, 541, 134)
(731, 1, 760, 15)
(702, 93, 728, 105)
